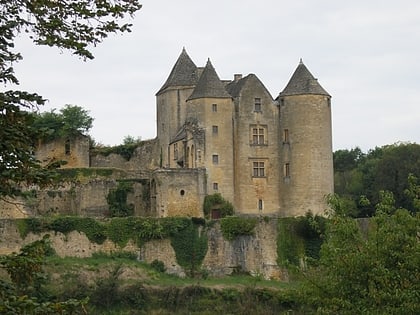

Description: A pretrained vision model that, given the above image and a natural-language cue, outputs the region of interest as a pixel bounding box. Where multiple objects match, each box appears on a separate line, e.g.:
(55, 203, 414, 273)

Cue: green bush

(106, 181, 134, 217)
(220, 216, 258, 240)
(203, 193, 234, 219)
(150, 259, 166, 273)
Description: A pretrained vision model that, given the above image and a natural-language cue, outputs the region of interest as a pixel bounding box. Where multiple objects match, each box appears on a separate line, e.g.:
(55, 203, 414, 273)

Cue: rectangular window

(252, 127, 265, 145)
(212, 104, 218, 112)
(253, 161, 265, 177)
(284, 163, 290, 177)
(213, 183, 219, 191)
(258, 199, 263, 210)
(283, 129, 289, 143)
(212, 125, 218, 135)
(254, 98, 261, 112)
(212, 154, 219, 165)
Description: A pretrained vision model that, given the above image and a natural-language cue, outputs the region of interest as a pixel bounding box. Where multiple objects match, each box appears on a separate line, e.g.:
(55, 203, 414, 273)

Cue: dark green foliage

(90, 265, 122, 310)
(150, 259, 166, 273)
(203, 193, 234, 218)
(302, 190, 420, 314)
(48, 216, 106, 244)
(16, 217, 44, 238)
(32, 105, 93, 141)
(333, 143, 420, 217)
(170, 220, 208, 277)
(0, 236, 87, 313)
(220, 216, 258, 240)
(92, 137, 144, 160)
(106, 181, 134, 217)
(277, 214, 326, 267)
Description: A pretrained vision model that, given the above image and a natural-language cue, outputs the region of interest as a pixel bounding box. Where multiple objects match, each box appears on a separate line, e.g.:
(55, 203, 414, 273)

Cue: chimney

(234, 74, 242, 81)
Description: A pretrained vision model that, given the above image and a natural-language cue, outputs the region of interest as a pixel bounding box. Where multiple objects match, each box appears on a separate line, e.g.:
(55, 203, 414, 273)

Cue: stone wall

(0, 219, 284, 280)
(90, 138, 160, 171)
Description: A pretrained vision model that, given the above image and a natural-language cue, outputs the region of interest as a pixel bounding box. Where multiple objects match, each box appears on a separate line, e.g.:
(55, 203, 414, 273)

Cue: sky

(13, 0, 420, 151)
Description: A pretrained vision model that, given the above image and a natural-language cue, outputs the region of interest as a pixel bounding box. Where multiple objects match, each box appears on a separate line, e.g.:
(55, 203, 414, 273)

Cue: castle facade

(153, 48, 333, 218)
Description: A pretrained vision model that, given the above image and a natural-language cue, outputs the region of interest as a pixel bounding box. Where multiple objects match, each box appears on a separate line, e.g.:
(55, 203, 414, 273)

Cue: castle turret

(186, 59, 235, 203)
(156, 48, 198, 166)
(278, 60, 333, 216)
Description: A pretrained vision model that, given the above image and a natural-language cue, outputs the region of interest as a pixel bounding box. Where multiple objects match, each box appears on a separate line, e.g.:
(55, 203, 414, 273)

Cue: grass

(43, 254, 300, 292)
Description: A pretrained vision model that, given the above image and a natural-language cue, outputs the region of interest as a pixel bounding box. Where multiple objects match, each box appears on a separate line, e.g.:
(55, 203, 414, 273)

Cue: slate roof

(188, 59, 232, 100)
(156, 48, 198, 95)
(225, 75, 250, 98)
(280, 60, 330, 97)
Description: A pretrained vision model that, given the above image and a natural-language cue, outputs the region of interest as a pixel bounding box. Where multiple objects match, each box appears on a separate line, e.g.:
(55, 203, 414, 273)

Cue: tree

(32, 104, 94, 141)
(302, 190, 420, 314)
(0, 0, 142, 199)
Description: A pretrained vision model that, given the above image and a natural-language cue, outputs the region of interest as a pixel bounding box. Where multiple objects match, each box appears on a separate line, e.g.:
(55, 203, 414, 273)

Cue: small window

(212, 125, 218, 135)
(284, 163, 290, 177)
(212, 104, 218, 112)
(65, 139, 71, 155)
(180, 189, 185, 196)
(213, 182, 219, 191)
(283, 129, 289, 143)
(212, 154, 219, 165)
(253, 161, 265, 177)
(254, 98, 261, 112)
(258, 199, 263, 210)
(174, 143, 178, 160)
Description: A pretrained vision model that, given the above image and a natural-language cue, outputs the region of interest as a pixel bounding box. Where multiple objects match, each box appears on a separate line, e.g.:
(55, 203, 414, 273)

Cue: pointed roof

(188, 59, 232, 100)
(280, 60, 330, 97)
(226, 73, 273, 99)
(156, 48, 198, 95)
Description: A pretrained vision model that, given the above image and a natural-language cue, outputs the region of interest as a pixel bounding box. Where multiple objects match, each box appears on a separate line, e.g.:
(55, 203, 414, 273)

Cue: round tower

(278, 60, 333, 216)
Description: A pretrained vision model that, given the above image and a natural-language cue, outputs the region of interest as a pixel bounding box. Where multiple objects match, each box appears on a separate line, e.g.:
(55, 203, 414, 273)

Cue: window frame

(252, 161, 265, 177)
(254, 97, 262, 112)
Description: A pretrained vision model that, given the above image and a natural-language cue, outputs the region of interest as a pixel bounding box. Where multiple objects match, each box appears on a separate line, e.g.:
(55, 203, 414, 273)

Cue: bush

(203, 193, 234, 219)
(220, 216, 258, 240)
(150, 259, 166, 273)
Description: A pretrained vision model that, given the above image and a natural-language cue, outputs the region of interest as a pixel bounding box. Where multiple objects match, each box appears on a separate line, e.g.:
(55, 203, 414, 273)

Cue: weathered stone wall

(152, 168, 207, 217)
(90, 138, 160, 171)
(0, 219, 284, 280)
(35, 135, 90, 168)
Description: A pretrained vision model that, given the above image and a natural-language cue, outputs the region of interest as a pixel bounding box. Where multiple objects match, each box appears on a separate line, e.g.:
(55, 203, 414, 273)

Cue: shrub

(220, 216, 258, 240)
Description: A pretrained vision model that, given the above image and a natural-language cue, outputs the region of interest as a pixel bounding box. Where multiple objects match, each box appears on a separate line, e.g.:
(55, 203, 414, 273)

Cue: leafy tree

(0, 0, 142, 199)
(32, 104, 93, 141)
(302, 190, 420, 314)
(0, 235, 88, 314)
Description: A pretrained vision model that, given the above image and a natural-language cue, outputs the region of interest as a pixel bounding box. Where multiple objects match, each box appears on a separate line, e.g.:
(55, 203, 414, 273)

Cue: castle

(153, 48, 333, 217)
(3, 48, 333, 219)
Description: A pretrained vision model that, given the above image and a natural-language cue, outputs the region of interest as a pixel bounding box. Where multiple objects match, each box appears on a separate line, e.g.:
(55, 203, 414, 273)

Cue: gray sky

(14, 0, 420, 151)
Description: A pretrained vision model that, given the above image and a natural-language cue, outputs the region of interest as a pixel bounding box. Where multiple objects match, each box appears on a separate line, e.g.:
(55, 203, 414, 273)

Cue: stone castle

(1, 48, 333, 219)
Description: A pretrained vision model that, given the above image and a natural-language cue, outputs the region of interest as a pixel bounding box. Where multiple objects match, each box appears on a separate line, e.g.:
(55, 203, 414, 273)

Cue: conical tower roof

(280, 60, 330, 97)
(188, 59, 231, 100)
(156, 48, 198, 95)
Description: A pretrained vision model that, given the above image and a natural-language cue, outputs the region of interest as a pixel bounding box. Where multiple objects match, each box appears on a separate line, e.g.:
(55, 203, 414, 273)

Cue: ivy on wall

(15, 216, 209, 277)
(203, 193, 234, 219)
(276, 213, 326, 267)
(106, 181, 134, 217)
(220, 216, 258, 241)
(170, 220, 208, 277)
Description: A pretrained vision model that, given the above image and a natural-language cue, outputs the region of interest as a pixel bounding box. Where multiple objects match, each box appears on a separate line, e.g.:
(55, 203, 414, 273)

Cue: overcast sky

(13, 0, 420, 151)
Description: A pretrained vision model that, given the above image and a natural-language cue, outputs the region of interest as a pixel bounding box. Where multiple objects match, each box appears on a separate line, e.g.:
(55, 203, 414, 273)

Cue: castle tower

(156, 48, 198, 167)
(186, 59, 235, 203)
(278, 60, 333, 216)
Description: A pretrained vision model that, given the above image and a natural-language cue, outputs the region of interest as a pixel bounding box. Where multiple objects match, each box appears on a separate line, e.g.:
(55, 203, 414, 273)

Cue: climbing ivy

(220, 216, 258, 240)
(203, 193, 234, 219)
(276, 213, 326, 267)
(107, 181, 134, 217)
(170, 219, 208, 277)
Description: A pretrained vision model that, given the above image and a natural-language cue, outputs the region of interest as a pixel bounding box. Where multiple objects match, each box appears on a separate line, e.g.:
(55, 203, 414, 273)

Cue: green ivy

(48, 216, 106, 244)
(16, 218, 44, 238)
(203, 193, 234, 219)
(107, 181, 134, 217)
(220, 216, 258, 240)
(170, 220, 208, 277)
(276, 213, 326, 267)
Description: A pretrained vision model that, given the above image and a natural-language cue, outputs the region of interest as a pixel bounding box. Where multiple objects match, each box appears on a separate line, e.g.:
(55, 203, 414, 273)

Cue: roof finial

(299, 58, 303, 64)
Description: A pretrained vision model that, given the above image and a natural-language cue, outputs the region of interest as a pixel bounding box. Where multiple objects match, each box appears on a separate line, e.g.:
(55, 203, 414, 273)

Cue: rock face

(0, 219, 285, 280)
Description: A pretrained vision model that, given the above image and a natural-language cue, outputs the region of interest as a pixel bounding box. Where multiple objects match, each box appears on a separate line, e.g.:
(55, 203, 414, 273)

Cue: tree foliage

(32, 105, 94, 141)
(333, 143, 420, 216)
(302, 188, 420, 314)
(0, 0, 142, 199)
